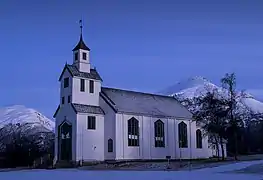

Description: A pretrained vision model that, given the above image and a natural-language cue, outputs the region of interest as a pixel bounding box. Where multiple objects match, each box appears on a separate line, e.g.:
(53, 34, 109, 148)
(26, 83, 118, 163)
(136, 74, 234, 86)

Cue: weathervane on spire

(72, 19, 90, 51)
(79, 19, 83, 36)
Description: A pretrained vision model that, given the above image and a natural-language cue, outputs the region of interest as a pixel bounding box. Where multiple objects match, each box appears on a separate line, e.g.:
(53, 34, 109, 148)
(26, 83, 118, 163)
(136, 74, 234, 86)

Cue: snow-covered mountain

(160, 76, 220, 98)
(0, 105, 55, 134)
(159, 76, 263, 114)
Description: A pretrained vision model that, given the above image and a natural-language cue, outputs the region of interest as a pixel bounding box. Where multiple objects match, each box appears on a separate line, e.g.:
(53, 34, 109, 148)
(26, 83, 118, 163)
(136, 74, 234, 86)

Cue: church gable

(58, 64, 74, 81)
(101, 87, 192, 119)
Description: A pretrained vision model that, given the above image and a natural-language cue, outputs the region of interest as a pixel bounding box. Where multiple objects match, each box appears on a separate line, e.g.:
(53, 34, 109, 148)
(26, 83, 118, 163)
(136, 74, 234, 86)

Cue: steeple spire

(72, 19, 90, 51)
(80, 19, 83, 38)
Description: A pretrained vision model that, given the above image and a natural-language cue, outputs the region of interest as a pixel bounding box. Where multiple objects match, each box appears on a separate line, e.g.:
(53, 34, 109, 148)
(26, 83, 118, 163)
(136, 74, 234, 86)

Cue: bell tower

(72, 20, 91, 73)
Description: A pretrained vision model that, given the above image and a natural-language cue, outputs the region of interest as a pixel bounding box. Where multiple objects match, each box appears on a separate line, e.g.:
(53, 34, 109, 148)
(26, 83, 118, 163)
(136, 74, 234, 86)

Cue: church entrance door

(58, 121, 72, 161)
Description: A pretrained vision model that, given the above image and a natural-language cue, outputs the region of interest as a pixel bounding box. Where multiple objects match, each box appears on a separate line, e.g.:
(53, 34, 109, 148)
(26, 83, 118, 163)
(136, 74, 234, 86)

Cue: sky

(0, 0, 263, 118)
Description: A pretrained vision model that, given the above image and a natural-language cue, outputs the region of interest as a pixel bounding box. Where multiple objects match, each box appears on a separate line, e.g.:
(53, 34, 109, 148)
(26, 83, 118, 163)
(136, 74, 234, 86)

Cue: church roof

(101, 87, 193, 119)
(71, 103, 105, 115)
(53, 103, 105, 118)
(72, 35, 90, 51)
(59, 64, 102, 81)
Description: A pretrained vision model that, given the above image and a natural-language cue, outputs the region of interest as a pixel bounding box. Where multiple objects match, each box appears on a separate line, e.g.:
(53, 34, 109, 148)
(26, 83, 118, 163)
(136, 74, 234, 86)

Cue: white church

(53, 25, 226, 164)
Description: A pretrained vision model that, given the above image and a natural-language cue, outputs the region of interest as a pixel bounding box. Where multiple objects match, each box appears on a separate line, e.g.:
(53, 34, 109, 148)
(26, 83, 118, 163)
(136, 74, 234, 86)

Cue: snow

(195, 160, 263, 173)
(241, 98, 263, 114)
(0, 105, 55, 132)
(1, 160, 263, 180)
(159, 76, 263, 114)
(159, 76, 212, 96)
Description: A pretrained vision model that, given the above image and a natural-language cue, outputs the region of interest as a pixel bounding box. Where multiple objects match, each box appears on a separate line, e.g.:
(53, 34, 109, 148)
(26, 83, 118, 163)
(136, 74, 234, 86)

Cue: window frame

(128, 117, 139, 147)
(67, 95, 71, 103)
(108, 139, 113, 152)
(61, 96, 65, 104)
(154, 120, 165, 147)
(80, 79, 85, 92)
(89, 80, 94, 93)
(74, 53, 78, 61)
(178, 122, 188, 148)
(83, 52, 87, 60)
(196, 129, 202, 149)
(64, 77, 69, 88)
(87, 116, 96, 130)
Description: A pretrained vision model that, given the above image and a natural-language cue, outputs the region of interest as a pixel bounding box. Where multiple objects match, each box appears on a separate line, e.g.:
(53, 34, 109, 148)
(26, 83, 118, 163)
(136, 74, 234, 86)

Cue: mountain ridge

(0, 105, 55, 133)
(159, 76, 263, 114)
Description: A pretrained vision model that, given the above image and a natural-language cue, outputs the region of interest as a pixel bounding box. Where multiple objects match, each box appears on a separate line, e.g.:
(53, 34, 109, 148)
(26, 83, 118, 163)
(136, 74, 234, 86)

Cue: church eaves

(71, 103, 105, 115)
(53, 103, 105, 118)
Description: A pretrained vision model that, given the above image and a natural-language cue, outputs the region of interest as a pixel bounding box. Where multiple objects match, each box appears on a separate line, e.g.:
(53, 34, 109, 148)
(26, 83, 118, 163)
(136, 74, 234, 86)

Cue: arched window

(128, 117, 139, 146)
(108, 139, 113, 152)
(154, 120, 165, 147)
(196, 129, 202, 149)
(178, 122, 188, 148)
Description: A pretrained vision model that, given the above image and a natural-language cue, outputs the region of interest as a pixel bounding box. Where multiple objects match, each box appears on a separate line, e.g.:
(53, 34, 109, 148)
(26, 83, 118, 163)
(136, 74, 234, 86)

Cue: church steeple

(72, 20, 90, 51)
(72, 20, 91, 73)
(72, 35, 90, 51)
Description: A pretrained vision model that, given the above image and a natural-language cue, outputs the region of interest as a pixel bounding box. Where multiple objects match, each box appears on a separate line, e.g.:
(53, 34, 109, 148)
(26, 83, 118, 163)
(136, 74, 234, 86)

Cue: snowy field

(1, 160, 263, 180)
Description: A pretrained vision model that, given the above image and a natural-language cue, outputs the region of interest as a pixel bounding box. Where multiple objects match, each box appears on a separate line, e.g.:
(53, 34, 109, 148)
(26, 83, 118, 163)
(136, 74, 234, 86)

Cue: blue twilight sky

(0, 0, 263, 118)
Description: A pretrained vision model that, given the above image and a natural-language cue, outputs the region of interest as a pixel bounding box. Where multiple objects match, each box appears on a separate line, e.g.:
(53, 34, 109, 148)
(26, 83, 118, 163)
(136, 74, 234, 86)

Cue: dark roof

(71, 103, 105, 115)
(101, 87, 193, 119)
(72, 35, 90, 51)
(59, 64, 102, 81)
(53, 104, 105, 118)
(53, 105, 60, 118)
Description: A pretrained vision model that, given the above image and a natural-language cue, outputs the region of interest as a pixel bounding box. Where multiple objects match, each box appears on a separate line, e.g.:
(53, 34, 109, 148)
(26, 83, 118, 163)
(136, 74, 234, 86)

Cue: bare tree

(221, 73, 240, 160)
(175, 89, 228, 160)
(193, 90, 229, 160)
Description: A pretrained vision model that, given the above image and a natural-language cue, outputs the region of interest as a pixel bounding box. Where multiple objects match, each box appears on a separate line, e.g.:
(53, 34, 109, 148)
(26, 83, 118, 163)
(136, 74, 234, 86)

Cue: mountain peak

(158, 76, 213, 96)
(0, 105, 55, 132)
(159, 76, 263, 114)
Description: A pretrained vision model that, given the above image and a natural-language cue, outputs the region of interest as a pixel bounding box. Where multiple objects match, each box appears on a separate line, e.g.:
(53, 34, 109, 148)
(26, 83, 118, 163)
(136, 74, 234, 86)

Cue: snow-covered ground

(1, 160, 263, 180)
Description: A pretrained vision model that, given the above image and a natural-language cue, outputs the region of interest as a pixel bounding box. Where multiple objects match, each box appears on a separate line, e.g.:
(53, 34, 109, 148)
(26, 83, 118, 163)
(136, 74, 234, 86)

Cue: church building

(53, 25, 225, 164)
